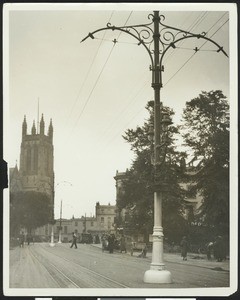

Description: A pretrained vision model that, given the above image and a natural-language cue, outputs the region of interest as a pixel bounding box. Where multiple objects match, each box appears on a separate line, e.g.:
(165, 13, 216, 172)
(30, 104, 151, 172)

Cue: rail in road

(9, 243, 230, 289)
(28, 244, 129, 288)
(12, 244, 128, 288)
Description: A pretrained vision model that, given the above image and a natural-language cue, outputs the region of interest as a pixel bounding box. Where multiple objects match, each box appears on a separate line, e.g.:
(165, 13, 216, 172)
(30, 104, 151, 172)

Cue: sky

(4, 3, 233, 220)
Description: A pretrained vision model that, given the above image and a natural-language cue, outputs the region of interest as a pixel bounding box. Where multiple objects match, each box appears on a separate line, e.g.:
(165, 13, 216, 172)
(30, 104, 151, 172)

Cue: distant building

(180, 159, 203, 224)
(10, 114, 55, 224)
(95, 202, 116, 232)
(35, 202, 117, 242)
(114, 163, 203, 235)
(114, 170, 128, 228)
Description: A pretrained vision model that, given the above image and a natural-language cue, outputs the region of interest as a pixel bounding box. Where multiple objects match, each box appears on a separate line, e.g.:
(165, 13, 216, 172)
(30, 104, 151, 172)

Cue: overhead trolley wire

(95, 12, 228, 151)
(94, 78, 150, 147)
(102, 14, 230, 149)
(64, 11, 114, 128)
(164, 11, 208, 62)
(70, 11, 133, 133)
(164, 16, 229, 87)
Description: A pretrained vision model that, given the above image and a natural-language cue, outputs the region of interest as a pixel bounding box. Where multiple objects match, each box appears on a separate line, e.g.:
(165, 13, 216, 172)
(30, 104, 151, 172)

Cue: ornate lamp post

(37, 179, 55, 247)
(56, 181, 73, 244)
(58, 200, 62, 243)
(81, 10, 227, 283)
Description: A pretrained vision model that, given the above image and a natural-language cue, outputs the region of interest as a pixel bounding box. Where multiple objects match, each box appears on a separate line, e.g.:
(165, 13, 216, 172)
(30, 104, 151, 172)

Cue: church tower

(19, 114, 55, 219)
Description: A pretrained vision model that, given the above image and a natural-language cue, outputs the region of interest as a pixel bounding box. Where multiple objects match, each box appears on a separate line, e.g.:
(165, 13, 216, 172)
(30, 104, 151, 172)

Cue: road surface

(9, 243, 229, 289)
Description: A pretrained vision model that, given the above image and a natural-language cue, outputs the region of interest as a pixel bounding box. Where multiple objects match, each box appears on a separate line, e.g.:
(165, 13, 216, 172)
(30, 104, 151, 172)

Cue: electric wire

(70, 12, 229, 152)
(164, 11, 208, 62)
(69, 11, 133, 136)
(75, 11, 209, 145)
(70, 43, 116, 134)
(98, 12, 215, 147)
(95, 37, 136, 45)
(94, 77, 149, 146)
(103, 15, 229, 147)
(164, 17, 229, 87)
(64, 11, 114, 128)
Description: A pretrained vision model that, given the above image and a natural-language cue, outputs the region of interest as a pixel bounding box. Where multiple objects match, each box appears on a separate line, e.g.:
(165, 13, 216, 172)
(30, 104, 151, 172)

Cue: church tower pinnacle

(22, 115, 27, 137)
(19, 113, 55, 221)
(31, 120, 36, 135)
(48, 118, 53, 142)
(40, 114, 45, 135)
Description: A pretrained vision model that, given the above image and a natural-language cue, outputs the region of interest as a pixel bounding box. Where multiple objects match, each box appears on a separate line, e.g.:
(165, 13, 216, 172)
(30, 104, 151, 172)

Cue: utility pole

(81, 10, 227, 284)
(58, 200, 62, 243)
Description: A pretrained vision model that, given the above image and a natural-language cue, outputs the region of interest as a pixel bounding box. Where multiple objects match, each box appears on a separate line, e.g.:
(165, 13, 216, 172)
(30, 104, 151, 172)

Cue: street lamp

(58, 200, 62, 243)
(55, 181, 73, 244)
(81, 10, 227, 283)
(36, 179, 55, 247)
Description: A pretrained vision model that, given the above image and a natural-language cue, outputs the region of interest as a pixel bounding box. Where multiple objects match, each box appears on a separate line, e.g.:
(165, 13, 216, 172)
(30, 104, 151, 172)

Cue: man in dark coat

(180, 236, 188, 261)
(19, 232, 25, 248)
(214, 236, 226, 262)
(108, 233, 115, 253)
(70, 232, 77, 249)
(120, 235, 127, 253)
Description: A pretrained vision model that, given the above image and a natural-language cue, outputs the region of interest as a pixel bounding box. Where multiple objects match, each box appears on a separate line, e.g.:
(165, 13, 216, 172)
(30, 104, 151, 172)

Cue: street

(9, 243, 229, 289)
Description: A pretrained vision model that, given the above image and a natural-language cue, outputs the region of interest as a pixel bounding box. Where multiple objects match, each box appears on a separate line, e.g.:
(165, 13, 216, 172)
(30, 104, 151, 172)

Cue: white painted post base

(49, 226, 55, 247)
(58, 231, 62, 243)
(143, 269, 172, 284)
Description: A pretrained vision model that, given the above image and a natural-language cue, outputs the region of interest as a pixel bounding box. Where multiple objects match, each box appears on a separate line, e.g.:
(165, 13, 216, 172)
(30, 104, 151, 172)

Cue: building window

(26, 148, 31, 172)
(64, 226, 67, 234)
(75, 221, 78, 226)
(91, 221, 94, 227)
(101, 209, 104, 213)
(101, 217, 104, 223)
(33, 145, 38, 174)
(45, 226, 48, 235)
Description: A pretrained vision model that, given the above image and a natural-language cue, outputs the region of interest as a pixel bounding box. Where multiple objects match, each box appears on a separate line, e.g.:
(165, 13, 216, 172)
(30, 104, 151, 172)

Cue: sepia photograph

(3, 2, 238, 298)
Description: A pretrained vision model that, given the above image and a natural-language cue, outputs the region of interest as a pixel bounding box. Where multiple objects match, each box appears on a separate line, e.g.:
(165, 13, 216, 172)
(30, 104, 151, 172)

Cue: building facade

(35, 202, 117, 242)
(114, 165, 203, 237)
(10, 114, 55, 222)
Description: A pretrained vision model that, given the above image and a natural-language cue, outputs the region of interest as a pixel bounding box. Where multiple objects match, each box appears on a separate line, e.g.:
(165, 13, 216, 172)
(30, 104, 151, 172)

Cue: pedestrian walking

(19, 232, 25, 248)
(120, 234, 127, 253)
(26, 234, 32, 245)
(138, 243, 147, 258)
(180, 236, 189, 261)
(213, 236, 226, 262)
(108, 233, 115, 254)
(206, 241, 214, 260)
(70, 232, 77, 249)
(95, 234, 100, 244)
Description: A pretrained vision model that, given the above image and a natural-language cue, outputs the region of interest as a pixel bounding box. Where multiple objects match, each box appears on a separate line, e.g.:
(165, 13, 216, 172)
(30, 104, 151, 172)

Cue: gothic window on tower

(46, 149, 49, 175)
(33, 145, 38, 174)
(26, 147, 31, 172)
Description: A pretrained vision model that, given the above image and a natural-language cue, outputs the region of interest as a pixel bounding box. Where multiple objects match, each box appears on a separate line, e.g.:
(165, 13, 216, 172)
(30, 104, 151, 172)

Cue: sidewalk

(91, 243, 229, 272)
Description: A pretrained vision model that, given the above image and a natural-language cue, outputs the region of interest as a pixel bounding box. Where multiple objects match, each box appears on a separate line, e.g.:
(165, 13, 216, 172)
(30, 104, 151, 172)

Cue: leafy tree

(181, 90, 229, 236)
(117, 103, 187, 243)
(10, 191, 52, 236)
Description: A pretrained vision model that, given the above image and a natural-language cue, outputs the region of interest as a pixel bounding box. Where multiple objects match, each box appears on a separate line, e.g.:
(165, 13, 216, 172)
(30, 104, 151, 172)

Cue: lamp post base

(49, 226, 55, 247)
(143, 269, 172, 284)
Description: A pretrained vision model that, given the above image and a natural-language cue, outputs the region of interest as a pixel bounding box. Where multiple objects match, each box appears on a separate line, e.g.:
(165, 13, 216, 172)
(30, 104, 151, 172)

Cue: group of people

(101, 233, 116, 253)
(180, 235, 227, 262)
(101, 233, 127, 254)
(206, 236, 226, 262)
(19, 232, 34, 247)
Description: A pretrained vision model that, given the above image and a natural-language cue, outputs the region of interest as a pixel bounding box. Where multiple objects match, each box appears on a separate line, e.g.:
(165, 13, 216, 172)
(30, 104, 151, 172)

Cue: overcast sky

(4, 3, 233, 219)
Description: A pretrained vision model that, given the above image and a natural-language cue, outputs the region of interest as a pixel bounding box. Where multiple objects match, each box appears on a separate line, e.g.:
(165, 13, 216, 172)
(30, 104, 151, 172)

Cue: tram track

(30, 244, 129, 288)
(28, 246, 80, 288)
